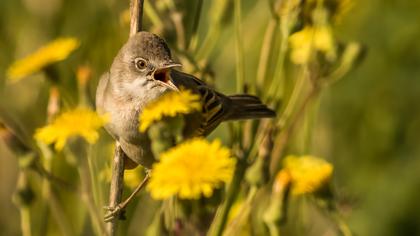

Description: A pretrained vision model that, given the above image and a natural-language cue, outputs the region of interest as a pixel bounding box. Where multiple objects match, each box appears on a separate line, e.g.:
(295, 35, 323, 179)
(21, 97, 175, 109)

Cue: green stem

(234, 0, 245, 93)
(256, 18, 278, 93)
(187, 0, 203, 52)
(38, 144, 74, 236)
(208, 158, 247, 236)
(87, 146, 103, 210)
(144, 1, 164, 29)
(78, 154, 108, 236)
(20, 207, 32, 236)
(270, 86, 319, 174)
(277, 67, 308, 127)
(196, 26, 221, 61)
(223, 187, 258, 236)
(266, 16, 290, 101)
(171, 12, 186, 50)
(196, 0, 230, 60)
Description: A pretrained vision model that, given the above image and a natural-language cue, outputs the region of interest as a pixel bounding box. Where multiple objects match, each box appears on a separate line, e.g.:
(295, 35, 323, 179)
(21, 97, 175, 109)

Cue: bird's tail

(226, 94, 276, 120)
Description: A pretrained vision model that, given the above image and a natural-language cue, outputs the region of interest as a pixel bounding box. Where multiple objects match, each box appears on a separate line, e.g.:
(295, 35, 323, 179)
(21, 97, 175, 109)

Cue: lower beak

(153, 62, 181, 91)
(165, 79, 179, 91)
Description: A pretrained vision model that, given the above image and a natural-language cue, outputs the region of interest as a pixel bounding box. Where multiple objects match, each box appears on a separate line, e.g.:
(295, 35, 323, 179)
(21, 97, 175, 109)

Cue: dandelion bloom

(7, 37, 80, 81)
(283, 155, 333, 195)
(147, 138, 236, 200)
(34, 107, 108, 150)
(289, 26, 335, 64)
(138, 89, 201, 132)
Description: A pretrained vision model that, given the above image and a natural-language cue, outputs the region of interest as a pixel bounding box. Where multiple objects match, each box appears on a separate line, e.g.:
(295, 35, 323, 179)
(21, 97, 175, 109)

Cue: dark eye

(134, 58, 148, 71)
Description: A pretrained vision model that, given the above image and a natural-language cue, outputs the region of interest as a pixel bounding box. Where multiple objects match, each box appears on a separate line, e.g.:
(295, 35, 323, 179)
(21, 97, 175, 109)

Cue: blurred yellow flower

(147, 138, 236, 200)
(138, 89, 201, 132)
(34, 107, 108, 150)
(7, 38, 80, 81)
(273, 169, 292, 194)
(124, 166, 144, 189)
(283, 155, 333, 195)
(289, 26, 335, 64)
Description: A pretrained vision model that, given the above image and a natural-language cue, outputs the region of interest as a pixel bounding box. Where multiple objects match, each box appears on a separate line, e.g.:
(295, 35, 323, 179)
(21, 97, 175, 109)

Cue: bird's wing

(95, 72, 121, 141)
(95, 72, 110, 114)
(170, 70, 230, 136)
(169, 70, 275, 136)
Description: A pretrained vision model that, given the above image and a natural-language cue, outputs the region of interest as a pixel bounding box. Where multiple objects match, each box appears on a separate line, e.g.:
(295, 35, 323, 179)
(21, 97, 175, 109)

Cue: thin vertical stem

(234, 0, 245, 93)
(38, 144, 74, 236)
(256, 19, 278, 92)
(16, 171, 32, 236)
(266, 17, 290, 100)
(79, 155, 108, 236)
(20, 207, 32, 236)
(187, 0, 203, 52)
(208, 158, 248, 236)
(130, 0, 144, 36)
(106, 144, 126, 235)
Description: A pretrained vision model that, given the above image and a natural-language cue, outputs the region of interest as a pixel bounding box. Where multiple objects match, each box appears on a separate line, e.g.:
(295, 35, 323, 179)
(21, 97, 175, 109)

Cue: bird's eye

(134, 58, 148, 71)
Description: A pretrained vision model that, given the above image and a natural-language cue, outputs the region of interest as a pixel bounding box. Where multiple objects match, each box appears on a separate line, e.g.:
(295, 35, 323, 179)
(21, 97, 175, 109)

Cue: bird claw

(103, 205, 126, 222)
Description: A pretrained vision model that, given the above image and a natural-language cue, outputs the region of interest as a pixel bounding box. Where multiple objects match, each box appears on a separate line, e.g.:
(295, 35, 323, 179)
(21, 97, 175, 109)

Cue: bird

(96, 31, 276, 170)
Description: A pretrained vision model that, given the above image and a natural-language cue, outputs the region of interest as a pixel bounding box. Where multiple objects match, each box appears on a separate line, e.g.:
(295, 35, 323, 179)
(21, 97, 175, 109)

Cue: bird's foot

(104, 205, 126, 222)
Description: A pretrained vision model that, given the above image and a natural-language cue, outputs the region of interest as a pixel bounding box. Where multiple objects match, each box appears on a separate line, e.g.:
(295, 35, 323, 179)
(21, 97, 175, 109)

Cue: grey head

(109, 31, 181, 104)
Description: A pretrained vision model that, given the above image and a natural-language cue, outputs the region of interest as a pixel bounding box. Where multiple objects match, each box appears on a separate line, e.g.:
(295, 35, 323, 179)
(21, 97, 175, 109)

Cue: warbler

(96, 31, 275, 169)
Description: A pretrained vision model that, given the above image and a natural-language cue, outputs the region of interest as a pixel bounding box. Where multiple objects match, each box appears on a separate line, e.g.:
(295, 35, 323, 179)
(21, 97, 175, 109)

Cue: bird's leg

(104, 171, 151, 222)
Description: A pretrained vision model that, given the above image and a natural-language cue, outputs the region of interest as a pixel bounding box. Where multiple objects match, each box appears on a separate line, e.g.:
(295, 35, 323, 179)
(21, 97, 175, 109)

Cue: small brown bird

(96, 31, 275, 169)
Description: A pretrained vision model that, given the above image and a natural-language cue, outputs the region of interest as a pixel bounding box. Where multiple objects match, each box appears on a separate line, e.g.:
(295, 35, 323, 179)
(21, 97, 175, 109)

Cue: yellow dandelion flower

(289, 26, 335, 64)
(7, 37, 80, 81)
(138, 89, 201, 132)
(147, 138, 236, 200)
(34, 107, 108, 151)
(283, 155, 333, 195)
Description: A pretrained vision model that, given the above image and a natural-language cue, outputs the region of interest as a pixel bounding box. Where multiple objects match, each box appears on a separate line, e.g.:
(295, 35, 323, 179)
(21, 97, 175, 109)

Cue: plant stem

(208, 157, 247, 236)
(144, 2, 164, 29)
(20, 207, 32, 236)
(223, 187, 258, 236)
(277, 67, 308, 127)
(79, 153, 108, 236)
(266, 16, 290, 101)
(171, 12, 186, 50)
(270, 86, 319, 174)
(256, 19, 278, 93)
(130, 0, 144, 36)
(234, 0, 245, 93)
(106, 144, 126, 236)
(187, 0, 203, 52)
(37, 144, 74, 236)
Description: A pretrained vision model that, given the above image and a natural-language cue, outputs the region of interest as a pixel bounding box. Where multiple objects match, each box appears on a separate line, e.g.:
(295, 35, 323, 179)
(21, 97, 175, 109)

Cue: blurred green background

(1, 0, 420, 235)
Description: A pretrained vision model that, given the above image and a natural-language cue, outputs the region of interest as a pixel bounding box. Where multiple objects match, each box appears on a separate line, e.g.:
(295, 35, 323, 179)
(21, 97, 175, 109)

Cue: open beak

(153, 62, 182, 91)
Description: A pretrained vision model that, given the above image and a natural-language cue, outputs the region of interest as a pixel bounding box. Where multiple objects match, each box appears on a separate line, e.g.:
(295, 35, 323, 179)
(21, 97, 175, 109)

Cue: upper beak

(152, 62, 182, 91)
(161, 61, 182, 69)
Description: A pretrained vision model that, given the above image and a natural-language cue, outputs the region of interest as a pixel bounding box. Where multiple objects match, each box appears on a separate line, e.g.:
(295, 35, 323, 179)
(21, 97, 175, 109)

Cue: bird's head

(110, 31, 181, 101)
